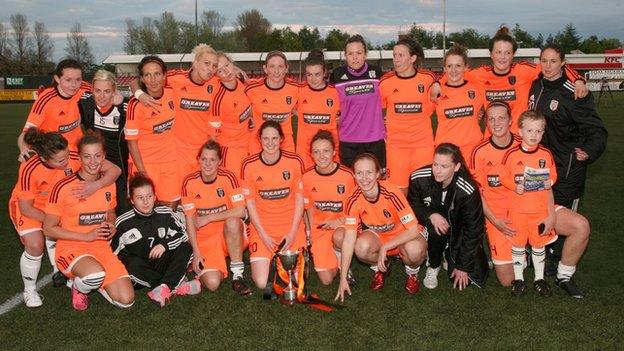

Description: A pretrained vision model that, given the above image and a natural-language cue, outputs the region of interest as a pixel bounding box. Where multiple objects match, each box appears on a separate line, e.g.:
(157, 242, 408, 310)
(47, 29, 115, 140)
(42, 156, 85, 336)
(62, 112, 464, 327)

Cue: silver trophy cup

(277, 250, 299, 304)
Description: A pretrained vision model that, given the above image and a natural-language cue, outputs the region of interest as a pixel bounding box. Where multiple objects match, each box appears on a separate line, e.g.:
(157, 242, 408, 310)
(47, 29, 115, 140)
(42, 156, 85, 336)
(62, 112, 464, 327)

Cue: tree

(235, 9, 271, 51)
(408, 24, 441, 49)
(554, 22, 581, 53)
(65, 22, 95, 71)
(298, 26, 323, 51)
(511, 23, 536, 47)
(324, 29, 350, 51)
(535, 33, 544, 48)
(199, 10, 226, 42)
(0, 22, 10, 59)
(32, 21, 54, 73)
(154, 12, 180, 54)
(138, 17, 159, 54)
(10, 13, 32, 63)
(124, 19, 141, 54)
(580, 35, 622, 53)
(447, 28, 490, 48)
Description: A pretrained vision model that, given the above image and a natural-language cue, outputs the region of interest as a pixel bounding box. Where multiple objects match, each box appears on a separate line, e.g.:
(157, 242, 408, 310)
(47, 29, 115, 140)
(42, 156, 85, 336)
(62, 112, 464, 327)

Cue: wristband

(134, 89, 145, 100)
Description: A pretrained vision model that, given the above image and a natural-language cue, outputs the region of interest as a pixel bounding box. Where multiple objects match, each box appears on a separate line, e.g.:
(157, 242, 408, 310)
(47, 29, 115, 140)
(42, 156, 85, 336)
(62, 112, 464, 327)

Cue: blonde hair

(92, 69, 117, 90)
(193, 43, 217, 63)
(518, 110, 546, 129)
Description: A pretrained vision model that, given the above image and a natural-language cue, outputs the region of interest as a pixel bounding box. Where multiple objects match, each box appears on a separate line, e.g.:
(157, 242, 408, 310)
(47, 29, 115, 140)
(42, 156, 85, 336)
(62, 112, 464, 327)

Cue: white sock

(511, 246, 525, 281)
(73, 271, 105, 294)
(370, 265, 379, 272)
(230, 261, 244, 280)
(405, 265, 420, 276)
(556, 262, 576, 281)
(45, 238, 58, 273)
(20, 251, 42, 291)
(333, 248, 342, 261)
(532, 247, 546, 281)
(100, 288, 134, 308)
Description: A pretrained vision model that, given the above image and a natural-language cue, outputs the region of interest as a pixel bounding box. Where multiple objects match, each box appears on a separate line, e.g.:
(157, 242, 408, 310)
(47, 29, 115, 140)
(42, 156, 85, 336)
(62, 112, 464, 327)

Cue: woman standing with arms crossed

(380, 38, 436, 193)
(240, 121, 306, 289)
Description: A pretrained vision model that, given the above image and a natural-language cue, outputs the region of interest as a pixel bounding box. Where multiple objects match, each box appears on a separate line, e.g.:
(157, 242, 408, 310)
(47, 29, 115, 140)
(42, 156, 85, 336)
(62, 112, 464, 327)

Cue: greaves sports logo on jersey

(282, 170, 290, 180)
(197, 205, 227, 215)
(180, 98, 210, 111)
(366, 223, 395, 233)
(468, 90, 476, 99)
(487, 175, 501, 187)
(216, 188, 225, 198)
(394, 103, 422, 113)
(262, 112, 289, 122)
(258, 187, 290, 200)
(239, 105, 252, 123)
(58, 119, 80, 134)
(314, 201, 343, 212)
(286, 96, 292, 105)
(444, 105, 474, 119)
(486, 90, 516, 101)
(337, 184, 346, 194)
(152, 118, 174, 134)
(344, 83, 375, 96)
(303, 113, 330, 124)
(418, 84, 425, 93)
(508, 76, 516, 85)
(326, 98, 333, 107)
(78, 211, 106, 225)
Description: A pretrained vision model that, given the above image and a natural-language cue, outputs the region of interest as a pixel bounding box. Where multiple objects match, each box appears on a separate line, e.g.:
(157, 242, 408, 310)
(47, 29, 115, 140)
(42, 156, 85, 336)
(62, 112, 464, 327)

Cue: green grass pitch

(0, 96, 623, 349)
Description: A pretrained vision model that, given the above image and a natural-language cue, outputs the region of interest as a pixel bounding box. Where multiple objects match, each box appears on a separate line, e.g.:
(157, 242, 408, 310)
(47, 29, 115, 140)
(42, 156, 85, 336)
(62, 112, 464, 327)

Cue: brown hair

(23, 128, 68, 161)
(395, 38, 424, 68)
(128, 173, 155, 197)
(77, 129, 105, 154)
(353, 152, 381, 173)
(444, 44, 468, 65)
(310, 129, 335, 152)
(489, 25, 518, 53)
(517, 110, 546, 129)
(197, 139, 222, 160)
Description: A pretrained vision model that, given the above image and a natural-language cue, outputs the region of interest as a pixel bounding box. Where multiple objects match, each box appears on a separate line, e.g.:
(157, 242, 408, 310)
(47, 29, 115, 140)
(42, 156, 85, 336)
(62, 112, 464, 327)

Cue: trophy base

(280, 289, 297, 305)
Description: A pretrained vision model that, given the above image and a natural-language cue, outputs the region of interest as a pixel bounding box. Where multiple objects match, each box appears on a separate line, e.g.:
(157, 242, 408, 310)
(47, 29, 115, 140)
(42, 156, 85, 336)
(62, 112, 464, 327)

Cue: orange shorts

(56, 241, 129, 289)
(221, 146, 249, 174)
(362, 229, 401, 257)
(197, 219, 248, 277)
(248, 222, 306, 261)
(9, 199, 42, 236)
(310, 228, 340, 271)
(386, 145, 434, 189)
(131, 162, 181, 202)
(485, 208, 513, 265)
(509, 211, 557, 248)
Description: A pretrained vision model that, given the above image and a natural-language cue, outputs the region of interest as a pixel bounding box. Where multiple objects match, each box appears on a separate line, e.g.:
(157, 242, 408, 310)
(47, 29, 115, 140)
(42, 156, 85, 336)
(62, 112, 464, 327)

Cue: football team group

(9, 25, 607, 310)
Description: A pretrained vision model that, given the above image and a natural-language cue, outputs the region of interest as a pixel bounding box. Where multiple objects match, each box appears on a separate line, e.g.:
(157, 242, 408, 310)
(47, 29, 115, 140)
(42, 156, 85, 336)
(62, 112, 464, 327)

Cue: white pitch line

(0, 272, 53, 316)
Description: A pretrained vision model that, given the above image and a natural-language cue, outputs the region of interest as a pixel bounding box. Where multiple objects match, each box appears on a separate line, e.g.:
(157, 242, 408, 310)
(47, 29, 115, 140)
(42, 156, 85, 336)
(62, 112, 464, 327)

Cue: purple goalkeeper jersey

(330, 63, 385, 143)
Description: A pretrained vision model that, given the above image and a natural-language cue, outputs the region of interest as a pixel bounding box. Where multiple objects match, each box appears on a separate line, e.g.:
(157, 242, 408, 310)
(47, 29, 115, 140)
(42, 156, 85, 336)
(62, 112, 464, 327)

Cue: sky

(1, 0, 623, 62)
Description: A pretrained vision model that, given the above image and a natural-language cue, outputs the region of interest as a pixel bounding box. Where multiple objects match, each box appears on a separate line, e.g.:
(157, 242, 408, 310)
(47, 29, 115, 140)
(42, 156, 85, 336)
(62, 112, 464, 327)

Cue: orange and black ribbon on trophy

(263, 239, 344, 312)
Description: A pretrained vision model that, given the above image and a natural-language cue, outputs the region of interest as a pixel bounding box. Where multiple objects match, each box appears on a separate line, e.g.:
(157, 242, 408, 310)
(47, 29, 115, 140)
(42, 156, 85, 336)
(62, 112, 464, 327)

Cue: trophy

(277, 250, 300, 305)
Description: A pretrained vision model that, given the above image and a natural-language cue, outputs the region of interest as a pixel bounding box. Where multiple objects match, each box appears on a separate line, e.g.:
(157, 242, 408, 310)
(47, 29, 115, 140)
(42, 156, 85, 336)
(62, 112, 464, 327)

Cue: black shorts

(339, 139, 386, 170)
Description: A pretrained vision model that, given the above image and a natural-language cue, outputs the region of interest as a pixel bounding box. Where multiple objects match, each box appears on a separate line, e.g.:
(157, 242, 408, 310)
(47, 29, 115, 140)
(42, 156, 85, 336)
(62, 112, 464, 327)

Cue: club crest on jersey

(383, 209, 392, 218)
(168, 100, 174, 110)
(550, 99, 559, 111)
(64, 169, 73, 176)
(418, 84, 425, 93)
(106, 192, 112, 201)
(423, 196, 431, 206)
(468, 90, 476, 99)
(207, 85, 213, 93)
(216, 188, 225, 198)
(508, 76, 516, 85)
(368, 71, 376, 78)
(114, 115, 120, 125)
(528, 94, 536, 110)
(282, 170, 290, 180)
(286, 96, 292, 105)
(326, 98, 333, 107)
(539, 159, 546, 168)
(337, 184, 345, 194)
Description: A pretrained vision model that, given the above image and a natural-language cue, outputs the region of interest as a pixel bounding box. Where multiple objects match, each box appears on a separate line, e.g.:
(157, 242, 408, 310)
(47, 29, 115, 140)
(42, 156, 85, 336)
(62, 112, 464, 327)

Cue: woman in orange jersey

(245, 51, 299, 153)
(302, 130, 355, 285)
(240, 121, 306, 289)
(431, 25, 587, 133)
(296, 50, 340, 169)
(380, 38, 436, 193)
(212, 52, 254, 173)
(17, 59, 92, 161)
(335, 153, 427, 302)
(181, 140, 252, 296)
(44, 131, 134, 311)
(125, 56, 180, 210)
(434, 44, 485, 159)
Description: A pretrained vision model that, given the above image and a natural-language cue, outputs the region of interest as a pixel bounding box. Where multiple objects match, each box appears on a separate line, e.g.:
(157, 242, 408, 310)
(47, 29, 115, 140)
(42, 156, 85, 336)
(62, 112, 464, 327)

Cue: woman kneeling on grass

(335, 153, 427, 302)
(112, 174, 200, 307)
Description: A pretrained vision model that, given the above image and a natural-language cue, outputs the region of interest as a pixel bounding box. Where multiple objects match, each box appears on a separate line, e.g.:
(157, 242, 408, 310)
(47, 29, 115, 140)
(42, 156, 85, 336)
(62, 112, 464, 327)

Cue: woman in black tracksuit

(407, 143, 488, 290)
(79, 69, 130, 214)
